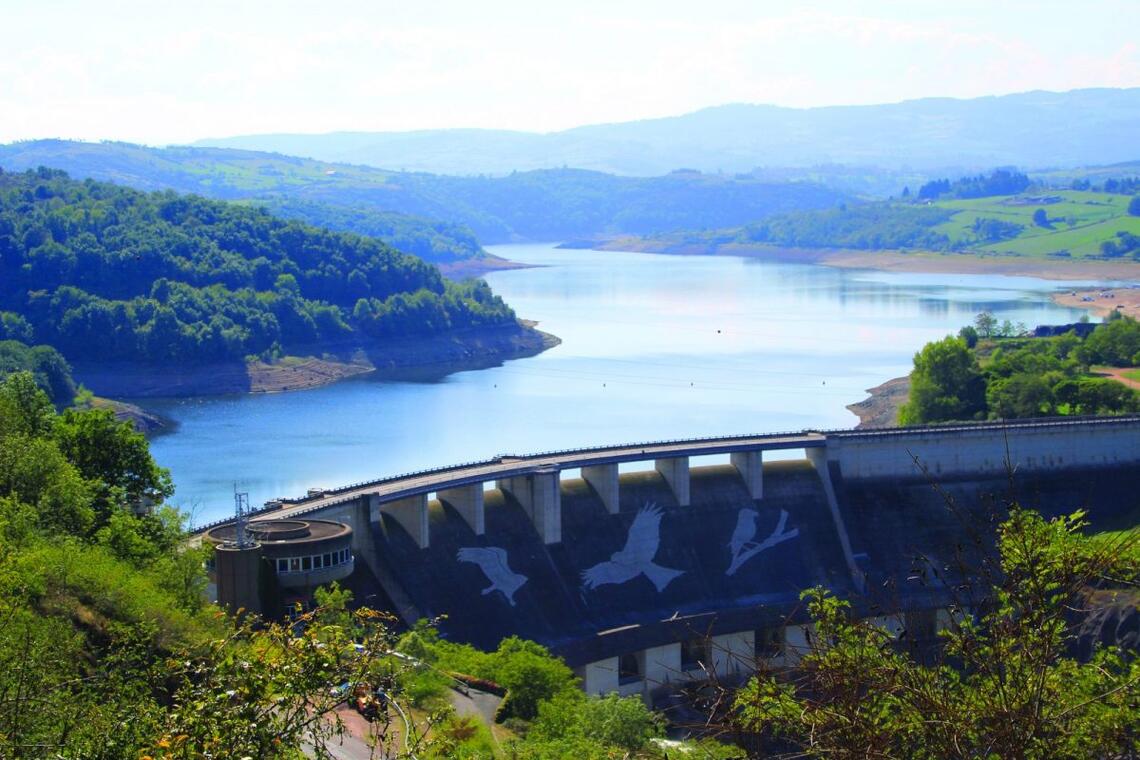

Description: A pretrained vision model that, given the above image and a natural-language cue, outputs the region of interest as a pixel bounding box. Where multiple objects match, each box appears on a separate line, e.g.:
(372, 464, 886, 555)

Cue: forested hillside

(0, 141, 489, 266)
(0, 141, 850, 244)
(0, 168, 517, 365)
(0, 369, 735, 757)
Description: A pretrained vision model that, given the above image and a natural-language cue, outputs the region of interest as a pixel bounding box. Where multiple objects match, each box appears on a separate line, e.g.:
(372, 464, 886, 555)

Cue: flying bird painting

(457, 546, 528, 606)
(726, 508, 799, 576)
(581, 503, 684, 592)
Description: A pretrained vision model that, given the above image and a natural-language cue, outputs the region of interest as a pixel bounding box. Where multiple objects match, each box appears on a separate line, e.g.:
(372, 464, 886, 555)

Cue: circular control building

(205, 518, 354, 613)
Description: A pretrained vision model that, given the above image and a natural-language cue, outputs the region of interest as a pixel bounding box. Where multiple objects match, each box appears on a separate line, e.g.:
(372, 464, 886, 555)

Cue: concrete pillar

(438, 484, 484, 535)
(711, 630, 756, 679)
(347, 494, 378, 556)
(581, 463, 620, 514)
(654, 457, 690, 507)
(807, 448, 864, 593)
(642, 642, 682, 689)
(582, 657, 619, 696)
(498, 468, 561, 543)
(347, 494, 422, 625)
(730, 450, 763, 499)
(381, 493, 429, 549)
(214, 543, 263, 616)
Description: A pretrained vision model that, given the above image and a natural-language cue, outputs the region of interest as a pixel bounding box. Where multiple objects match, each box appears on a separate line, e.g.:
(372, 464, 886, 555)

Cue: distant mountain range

(0, 141, 848, 247)
(193, 88, 1140, 176)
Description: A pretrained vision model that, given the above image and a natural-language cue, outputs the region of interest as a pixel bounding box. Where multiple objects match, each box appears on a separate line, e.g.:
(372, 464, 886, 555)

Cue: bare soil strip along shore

(90, 397, 172, 435)
(1051, 287, 1140, 319)
(595, 238, 1140, 282)
(438, 254, 535, 279)
(73, 322, 559, 403)
(846, 375, 911, 429)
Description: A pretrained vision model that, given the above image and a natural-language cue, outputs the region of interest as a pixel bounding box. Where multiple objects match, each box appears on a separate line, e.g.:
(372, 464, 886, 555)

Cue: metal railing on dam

(190, 414, 1140, 534)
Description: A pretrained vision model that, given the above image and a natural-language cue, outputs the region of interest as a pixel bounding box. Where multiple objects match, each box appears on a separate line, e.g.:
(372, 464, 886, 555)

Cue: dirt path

(1092, 366, 1140, 390)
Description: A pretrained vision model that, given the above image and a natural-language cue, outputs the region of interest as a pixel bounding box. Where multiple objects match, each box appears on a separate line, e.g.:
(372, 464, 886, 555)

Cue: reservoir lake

(145, 244, 1099, 526)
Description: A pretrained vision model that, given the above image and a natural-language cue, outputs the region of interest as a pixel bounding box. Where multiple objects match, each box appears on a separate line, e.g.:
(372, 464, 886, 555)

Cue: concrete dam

(202, 416, 1140, 698)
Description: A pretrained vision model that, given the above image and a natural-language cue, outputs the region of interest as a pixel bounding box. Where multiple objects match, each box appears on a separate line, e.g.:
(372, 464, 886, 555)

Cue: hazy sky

(3, 0, 1137, 145)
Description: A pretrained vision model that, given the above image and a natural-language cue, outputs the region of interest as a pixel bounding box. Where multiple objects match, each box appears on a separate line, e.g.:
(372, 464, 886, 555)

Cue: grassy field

(930, 190, 1140, 258)
(1123, 368, 1140, 382)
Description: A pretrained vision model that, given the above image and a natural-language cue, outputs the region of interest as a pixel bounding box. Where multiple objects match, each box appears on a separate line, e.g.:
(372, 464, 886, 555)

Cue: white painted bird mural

(581, 503, 684, 592)
(726, 508, 799, 576)
(457, 546, 528, 606)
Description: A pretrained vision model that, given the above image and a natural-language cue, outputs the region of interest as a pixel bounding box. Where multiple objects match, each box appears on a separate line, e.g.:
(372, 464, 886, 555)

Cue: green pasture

(929, 190, 1140, 258)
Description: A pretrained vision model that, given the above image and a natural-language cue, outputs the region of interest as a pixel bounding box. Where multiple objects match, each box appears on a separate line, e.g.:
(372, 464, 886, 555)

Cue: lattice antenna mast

(233, 487, 252, 548)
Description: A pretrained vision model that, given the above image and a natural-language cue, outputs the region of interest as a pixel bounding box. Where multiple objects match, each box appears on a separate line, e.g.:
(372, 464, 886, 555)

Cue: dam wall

(826, 417, 1140, 481)
(216, 416, 1140, 699)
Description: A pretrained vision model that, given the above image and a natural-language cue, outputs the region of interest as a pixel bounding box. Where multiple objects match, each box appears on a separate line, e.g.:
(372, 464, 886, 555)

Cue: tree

(986, 373, 1055, 418)
(898, 337, 986, 424)
(489, 637, 578, 721)
(0, 370, 56, 437)
(518, 690, 666, 757)
(731, 509, 1140, 759)
(52, 406, 173, 524)
(146, 605, 412, 759)
(957, 325, 978, 349)
(1080, 315, 1140, 366)
(1128, 195, 1140, 216)
(1033, 207, 1049, 226)
(974, 310, 997, 339)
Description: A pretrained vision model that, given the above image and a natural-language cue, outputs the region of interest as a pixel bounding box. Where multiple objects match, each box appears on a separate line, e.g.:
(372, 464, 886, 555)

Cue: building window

(680, 638, 709, 672)
(302, 556, 312, 571)
(289, 557, 301, 573)
(618, 653, 641, 685)
(756, 627, 785, 659)
(314, 554, 323, 569)
(277, 559, 288, 573)
(324, 553, 332, 566)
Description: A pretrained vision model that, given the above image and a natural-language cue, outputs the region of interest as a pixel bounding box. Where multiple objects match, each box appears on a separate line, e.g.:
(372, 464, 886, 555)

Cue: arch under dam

(201, 416, 1140, 699)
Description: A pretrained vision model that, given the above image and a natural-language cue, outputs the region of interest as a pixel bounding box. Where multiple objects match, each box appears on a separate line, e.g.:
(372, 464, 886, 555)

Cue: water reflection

(146, 244, 1102, 524)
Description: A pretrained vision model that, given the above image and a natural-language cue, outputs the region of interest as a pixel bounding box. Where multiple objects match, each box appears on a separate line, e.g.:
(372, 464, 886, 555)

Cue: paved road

(207, 414, 1140, 530)
(256, 431, 827, 523)
(448, 686, 503, 726)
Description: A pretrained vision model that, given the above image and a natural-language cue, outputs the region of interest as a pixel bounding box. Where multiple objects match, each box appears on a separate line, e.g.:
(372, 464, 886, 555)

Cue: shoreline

(846, 375, 911, 429)
(73, 321, 560, 403)
(1051, 287, 1140, 319)
(589, 238, 1140, 282)
(438, 254, 534, 279)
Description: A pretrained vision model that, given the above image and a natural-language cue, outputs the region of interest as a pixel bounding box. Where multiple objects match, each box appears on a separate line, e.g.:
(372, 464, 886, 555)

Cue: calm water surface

(145, 244, 1098, 525)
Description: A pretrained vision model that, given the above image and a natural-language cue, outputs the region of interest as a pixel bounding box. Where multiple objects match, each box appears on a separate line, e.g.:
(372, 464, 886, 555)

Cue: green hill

(644, 187, 1140, 262)
(929, 191, 1140, 258)
(0, 140, 850, 245)
(0, 168, 520, 370)
(0, 141, 488, 266)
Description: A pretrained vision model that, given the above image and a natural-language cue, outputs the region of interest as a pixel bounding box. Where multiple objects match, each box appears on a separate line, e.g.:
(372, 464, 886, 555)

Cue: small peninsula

(0, 168, 556, 402)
